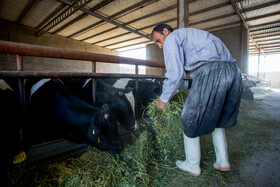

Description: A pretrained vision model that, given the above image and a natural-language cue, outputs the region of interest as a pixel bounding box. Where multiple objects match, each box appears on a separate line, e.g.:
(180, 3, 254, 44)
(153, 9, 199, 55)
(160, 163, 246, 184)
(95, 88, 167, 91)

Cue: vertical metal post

(16, 55, 26, 112)
(177, 0, 189, 28)
(240, 21, 244, 72)
(135, 65, 139, 120)
(257, 50, 260, 78)
(92, 61, 96, 105)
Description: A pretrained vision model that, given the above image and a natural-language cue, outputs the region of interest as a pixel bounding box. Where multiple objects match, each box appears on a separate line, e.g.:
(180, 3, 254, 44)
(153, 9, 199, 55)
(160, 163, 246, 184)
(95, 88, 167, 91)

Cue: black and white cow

(61, 78, 137, 131)
(25, 79, 123, 154)
(102, 78, 163, 118)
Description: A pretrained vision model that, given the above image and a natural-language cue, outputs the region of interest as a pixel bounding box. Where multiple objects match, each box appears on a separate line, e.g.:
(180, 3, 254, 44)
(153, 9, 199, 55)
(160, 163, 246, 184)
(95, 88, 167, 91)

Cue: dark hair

(150, 23, 174, 37)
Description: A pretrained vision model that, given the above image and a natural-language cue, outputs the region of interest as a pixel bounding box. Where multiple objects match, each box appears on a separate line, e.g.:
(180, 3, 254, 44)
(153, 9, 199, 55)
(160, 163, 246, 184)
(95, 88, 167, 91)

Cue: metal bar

(92, 61, 96, 105)
(246, 11, 280, 22)
(65, 0, 156, 39)
(177, 0, 189, 28)
(52, 0, 114, 34)
(189, 12, 236, 26)
(0, 71, 167, 79)
(240, 22, 243, 72)
(91, 17, 177, 45)
(252, 33, 280, 40)
(81, 4, 178, 41)
(0, 41, 164, 68)
(35, 4, 67, 30)
(249, 21, 280, 30)
(249, 25, 280, 33)
(37, 0, 93, 36)
(240, 0, 280, 13)
(249, 41, 280, 47)
(110, 41, 153, 50)
(135, 65, 139, 120)
(203, 21, 240, 31)
(250, 30, 280, 37)
(101, 36, 142, 48)
(16, 55, 26, 112)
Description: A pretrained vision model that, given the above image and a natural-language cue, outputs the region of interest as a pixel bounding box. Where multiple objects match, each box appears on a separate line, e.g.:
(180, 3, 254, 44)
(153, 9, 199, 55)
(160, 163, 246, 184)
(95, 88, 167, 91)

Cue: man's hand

(156, 100, 166, 110)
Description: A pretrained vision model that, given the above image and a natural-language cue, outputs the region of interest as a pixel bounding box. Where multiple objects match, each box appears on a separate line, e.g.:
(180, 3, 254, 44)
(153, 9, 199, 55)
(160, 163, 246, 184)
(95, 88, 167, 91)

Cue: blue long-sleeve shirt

(160, 28, 236, 103)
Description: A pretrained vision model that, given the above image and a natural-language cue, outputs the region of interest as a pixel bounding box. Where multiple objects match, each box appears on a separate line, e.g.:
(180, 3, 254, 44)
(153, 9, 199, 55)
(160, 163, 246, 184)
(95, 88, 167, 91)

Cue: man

(151, 24, 243, 177)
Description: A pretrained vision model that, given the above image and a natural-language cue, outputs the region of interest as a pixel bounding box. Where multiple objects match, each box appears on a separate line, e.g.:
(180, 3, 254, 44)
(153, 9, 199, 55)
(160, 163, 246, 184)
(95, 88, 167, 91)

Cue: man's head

(151, 24, 173, 48)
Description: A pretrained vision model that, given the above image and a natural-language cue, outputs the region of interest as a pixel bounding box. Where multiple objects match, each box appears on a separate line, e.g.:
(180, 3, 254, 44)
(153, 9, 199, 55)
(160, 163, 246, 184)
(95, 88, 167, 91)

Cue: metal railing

(0, 40, 166, 117)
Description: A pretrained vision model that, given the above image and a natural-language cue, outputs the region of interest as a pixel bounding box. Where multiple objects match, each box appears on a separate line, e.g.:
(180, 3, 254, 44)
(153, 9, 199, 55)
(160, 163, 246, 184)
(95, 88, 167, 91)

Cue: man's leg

(212, 128, 230, 171)
(176, 133, 201, 176)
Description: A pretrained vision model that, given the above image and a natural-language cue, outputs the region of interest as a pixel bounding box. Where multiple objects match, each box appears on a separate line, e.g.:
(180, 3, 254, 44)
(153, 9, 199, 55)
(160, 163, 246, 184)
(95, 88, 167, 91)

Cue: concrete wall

(0, 20, 120, 73)
(146, 25, 249, 75)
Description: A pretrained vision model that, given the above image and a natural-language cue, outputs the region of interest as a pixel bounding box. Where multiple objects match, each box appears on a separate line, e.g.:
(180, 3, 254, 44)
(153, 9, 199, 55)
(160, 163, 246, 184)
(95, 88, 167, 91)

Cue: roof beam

(58, 0, 152, 41)
(249, 25, 280, 33)
(250, 30, 280, 37)
(240, 0, 280, 13)
(67, 0, 157, 38)
(80, 4, 177, 42)
(189, 12, 236, 26)
(249, 21, 280, 30)
(37, 0, 93, 36)
(246, 11, 280, 22)
(52, 0, 114, 34)
(16, 0, 37, 23)
(229, 0, 263, 53)
(110, 41, 153, 50)
(91, 17, 177, 45)
(252, 33, 280, 40)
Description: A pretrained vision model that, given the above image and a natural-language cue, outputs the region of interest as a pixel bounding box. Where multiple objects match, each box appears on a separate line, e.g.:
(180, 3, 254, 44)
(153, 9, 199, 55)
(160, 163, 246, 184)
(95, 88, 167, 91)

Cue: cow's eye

(104, 113, 110, 120)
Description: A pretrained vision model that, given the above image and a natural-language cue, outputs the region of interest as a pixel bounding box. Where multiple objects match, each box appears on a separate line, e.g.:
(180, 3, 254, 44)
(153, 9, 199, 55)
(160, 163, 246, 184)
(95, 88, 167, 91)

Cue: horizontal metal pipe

(0, 41, 165, 68)
(0, 71, 167, 79)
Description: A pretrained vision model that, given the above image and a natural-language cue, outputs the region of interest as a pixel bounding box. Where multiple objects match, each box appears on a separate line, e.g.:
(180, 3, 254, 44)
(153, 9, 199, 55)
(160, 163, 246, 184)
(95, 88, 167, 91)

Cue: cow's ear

(104, 113, 110, 120)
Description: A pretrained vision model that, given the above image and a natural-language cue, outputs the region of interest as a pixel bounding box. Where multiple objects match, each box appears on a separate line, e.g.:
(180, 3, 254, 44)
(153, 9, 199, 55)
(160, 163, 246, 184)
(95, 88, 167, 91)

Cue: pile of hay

(10, 90, 256, 186)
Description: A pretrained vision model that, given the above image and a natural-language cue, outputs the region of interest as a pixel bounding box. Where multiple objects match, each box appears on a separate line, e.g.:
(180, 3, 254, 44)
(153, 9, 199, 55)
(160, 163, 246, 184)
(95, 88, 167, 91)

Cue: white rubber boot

(176, 133, 201, 176)
(212, 128, 231, 171)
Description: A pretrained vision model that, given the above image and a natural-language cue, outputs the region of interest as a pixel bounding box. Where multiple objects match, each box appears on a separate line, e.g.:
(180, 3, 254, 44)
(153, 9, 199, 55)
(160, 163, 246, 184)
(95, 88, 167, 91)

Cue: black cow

(61, 78, 137, 131)
(0, 79, 25, 185)
(25, 79, 123, 154)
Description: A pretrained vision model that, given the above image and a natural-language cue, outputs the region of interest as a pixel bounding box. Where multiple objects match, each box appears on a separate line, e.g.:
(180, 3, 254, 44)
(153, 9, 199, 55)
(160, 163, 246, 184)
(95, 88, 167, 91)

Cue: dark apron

(181, 61, 243, 138)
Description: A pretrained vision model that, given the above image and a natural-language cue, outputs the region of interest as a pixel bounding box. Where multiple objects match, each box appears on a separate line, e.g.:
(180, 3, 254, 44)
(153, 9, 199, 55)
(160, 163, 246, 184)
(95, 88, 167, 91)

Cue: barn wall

(0, 20, 122, 73)
(146, 25, 249, 75)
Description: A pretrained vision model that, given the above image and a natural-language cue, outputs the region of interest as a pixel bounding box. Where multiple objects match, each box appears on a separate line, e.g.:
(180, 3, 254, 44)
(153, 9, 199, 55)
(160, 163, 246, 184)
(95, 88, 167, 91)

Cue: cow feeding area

(7, 88, 280, 186)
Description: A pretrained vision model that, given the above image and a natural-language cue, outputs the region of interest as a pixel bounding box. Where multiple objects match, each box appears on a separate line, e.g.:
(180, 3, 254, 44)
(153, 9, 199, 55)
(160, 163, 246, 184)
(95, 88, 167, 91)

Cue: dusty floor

(229, 88, 280, 187)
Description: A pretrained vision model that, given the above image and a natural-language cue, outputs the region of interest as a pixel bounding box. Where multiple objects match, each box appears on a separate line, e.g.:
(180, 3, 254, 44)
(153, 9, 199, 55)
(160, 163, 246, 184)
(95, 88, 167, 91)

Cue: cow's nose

(134, 121, 139, 131)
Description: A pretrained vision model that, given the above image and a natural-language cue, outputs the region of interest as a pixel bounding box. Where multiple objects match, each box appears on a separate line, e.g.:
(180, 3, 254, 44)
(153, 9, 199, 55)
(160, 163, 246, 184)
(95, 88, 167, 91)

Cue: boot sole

(177, 167, 200, 177)
(214, 167, 231, 171)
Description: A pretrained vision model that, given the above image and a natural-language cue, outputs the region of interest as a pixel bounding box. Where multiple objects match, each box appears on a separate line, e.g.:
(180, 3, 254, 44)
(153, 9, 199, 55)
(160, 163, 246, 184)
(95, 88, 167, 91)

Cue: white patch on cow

(113, 78, 132, 89)
(82, 78, 92, 88)
(30, 79, 51, 97)
(0, 79, 13, 91)
(124, 90, 138, 130)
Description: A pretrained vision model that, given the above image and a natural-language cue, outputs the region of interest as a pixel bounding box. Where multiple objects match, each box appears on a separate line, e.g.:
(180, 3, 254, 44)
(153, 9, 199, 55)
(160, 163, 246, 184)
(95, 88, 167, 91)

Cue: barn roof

(0, 0, 279, 55)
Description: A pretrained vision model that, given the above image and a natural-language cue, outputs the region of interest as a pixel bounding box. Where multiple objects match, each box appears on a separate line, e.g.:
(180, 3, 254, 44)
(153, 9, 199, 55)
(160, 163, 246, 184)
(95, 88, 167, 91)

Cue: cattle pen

(0, 40, 175, 163)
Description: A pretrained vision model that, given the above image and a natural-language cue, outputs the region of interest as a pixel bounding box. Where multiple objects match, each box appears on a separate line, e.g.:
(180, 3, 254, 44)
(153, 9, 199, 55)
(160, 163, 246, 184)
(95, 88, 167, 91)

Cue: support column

(177, 0, 189, 28)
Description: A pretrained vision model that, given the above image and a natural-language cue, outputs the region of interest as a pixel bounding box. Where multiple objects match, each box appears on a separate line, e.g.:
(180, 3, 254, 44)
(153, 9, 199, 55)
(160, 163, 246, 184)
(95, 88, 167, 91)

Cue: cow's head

(96, 87, 136, 132)
(87, 104, 123, 154)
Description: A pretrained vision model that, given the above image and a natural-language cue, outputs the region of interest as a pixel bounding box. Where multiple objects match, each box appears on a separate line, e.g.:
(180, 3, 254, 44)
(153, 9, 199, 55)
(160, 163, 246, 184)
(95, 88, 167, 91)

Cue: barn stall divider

(0, 40, 173, 163)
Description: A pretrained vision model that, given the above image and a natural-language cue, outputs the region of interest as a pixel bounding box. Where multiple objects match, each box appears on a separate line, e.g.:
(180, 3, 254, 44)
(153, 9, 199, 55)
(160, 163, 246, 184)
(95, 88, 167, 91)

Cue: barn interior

(0, 0, 280, 186)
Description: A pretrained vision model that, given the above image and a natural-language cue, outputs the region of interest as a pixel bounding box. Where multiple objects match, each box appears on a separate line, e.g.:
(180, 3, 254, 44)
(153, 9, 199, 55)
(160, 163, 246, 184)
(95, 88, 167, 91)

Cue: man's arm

(158, 35, 185, 109)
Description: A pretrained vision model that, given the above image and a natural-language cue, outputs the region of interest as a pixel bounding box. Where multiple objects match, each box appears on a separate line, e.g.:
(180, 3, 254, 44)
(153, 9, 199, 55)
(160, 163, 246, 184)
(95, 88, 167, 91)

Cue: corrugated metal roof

(0, 0, 279, 54)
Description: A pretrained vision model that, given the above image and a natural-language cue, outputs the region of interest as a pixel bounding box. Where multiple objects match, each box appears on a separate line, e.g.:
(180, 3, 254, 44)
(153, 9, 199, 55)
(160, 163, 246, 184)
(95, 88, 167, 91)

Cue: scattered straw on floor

(7, 90, 279, 186)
